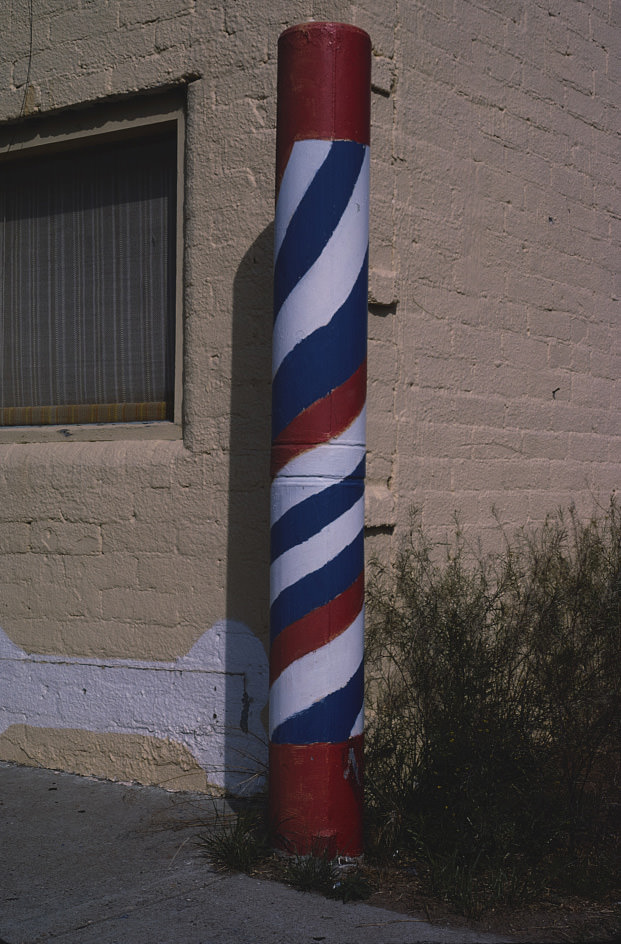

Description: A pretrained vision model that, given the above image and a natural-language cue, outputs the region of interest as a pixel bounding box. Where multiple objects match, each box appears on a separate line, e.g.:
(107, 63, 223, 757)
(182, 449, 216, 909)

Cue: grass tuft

(282, 851, 372, 901)
(196, 809, 372, 902)
(196, 805, 271, 873)
(281, 851, 338, 893)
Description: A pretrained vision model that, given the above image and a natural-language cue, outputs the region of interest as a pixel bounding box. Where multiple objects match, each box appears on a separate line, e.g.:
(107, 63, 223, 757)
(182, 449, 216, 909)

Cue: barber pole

(269, 22, 371, 856)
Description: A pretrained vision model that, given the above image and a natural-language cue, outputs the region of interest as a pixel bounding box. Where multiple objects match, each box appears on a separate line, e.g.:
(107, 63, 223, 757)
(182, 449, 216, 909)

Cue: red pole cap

(276, 22, 371, 189)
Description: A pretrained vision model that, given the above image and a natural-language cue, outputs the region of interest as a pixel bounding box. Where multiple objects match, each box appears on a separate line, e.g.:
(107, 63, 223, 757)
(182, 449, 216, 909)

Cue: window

(0, 95, 183, 437)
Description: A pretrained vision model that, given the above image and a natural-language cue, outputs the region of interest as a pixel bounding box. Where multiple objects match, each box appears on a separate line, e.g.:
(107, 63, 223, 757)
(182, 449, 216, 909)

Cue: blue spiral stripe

(270, 530, 364, 642)
(271, 459, 365, 562)
(270, 661, 364, 745)
(275, 140, 331, 260)
(273, 142, 365, 318)
(272, 254, 368, 439)
(272, 147, 369, 379)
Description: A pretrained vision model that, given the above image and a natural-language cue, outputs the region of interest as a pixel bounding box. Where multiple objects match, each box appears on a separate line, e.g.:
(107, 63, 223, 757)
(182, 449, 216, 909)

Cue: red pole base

(269, 735, 364, 857)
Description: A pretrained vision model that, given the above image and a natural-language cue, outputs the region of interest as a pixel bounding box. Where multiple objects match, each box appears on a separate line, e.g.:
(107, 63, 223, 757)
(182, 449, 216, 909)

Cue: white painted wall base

(0, 621, 268, 796)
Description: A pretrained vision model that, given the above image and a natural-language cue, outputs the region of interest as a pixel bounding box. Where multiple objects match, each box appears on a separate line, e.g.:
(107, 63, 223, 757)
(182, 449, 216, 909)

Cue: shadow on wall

(224, 222, 274, 795)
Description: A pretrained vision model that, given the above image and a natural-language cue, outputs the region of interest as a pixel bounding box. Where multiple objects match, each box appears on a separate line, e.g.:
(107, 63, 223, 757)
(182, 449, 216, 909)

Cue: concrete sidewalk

(0, 762, 511, 944)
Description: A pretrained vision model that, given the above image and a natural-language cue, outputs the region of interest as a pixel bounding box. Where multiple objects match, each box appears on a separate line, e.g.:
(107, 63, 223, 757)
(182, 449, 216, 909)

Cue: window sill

(0, 422, 182, 444)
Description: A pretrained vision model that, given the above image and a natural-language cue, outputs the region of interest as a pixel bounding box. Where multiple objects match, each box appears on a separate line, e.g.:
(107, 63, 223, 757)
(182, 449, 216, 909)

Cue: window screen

(0, 129, 177, 426)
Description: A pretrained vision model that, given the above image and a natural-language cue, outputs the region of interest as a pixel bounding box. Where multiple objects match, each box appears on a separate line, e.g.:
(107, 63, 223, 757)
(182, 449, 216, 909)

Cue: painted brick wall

(355, 0, 620, 552)
(0, 0, 619, 790)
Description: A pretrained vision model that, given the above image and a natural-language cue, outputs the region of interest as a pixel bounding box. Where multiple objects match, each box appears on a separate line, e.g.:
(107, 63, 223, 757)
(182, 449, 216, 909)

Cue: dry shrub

(365, 500, 621, 914)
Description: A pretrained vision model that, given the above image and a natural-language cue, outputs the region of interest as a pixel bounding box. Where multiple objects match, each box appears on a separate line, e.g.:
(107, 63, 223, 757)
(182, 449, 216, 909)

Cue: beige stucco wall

(357, 0, 620, 549)
(0, 0, 619, 791)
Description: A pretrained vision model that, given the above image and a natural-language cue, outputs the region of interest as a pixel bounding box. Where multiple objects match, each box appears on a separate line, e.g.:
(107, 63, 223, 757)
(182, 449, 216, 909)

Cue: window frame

(0, 92, 185, 443)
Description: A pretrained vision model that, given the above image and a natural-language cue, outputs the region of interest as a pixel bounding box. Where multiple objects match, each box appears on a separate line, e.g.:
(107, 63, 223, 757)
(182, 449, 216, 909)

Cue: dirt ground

(361, 863, 621, 944)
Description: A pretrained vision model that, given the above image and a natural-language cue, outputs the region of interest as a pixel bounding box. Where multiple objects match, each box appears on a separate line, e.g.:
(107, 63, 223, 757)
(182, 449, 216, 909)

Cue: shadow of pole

(224, 222, 274, 795)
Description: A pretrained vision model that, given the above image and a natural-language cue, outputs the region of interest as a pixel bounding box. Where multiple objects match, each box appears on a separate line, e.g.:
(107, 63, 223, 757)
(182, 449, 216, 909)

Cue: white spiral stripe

(275, 140, 332, 261)
(271, 409, 366, 525)
(350, 706, 364, 738)
(272, 147, 370, 378)
(269, 609, 364, 736)
(270, 495, 364, 605)
(271, 480, 336, 530)
(275, 407, 366, 488)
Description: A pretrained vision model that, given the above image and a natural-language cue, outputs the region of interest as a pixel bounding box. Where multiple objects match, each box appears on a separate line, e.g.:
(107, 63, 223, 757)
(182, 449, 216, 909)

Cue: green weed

(196, 804, 271, 873)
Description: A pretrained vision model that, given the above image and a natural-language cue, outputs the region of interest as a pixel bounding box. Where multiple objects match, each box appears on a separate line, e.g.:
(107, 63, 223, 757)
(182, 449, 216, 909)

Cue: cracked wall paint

(0, 621, 268, 795)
